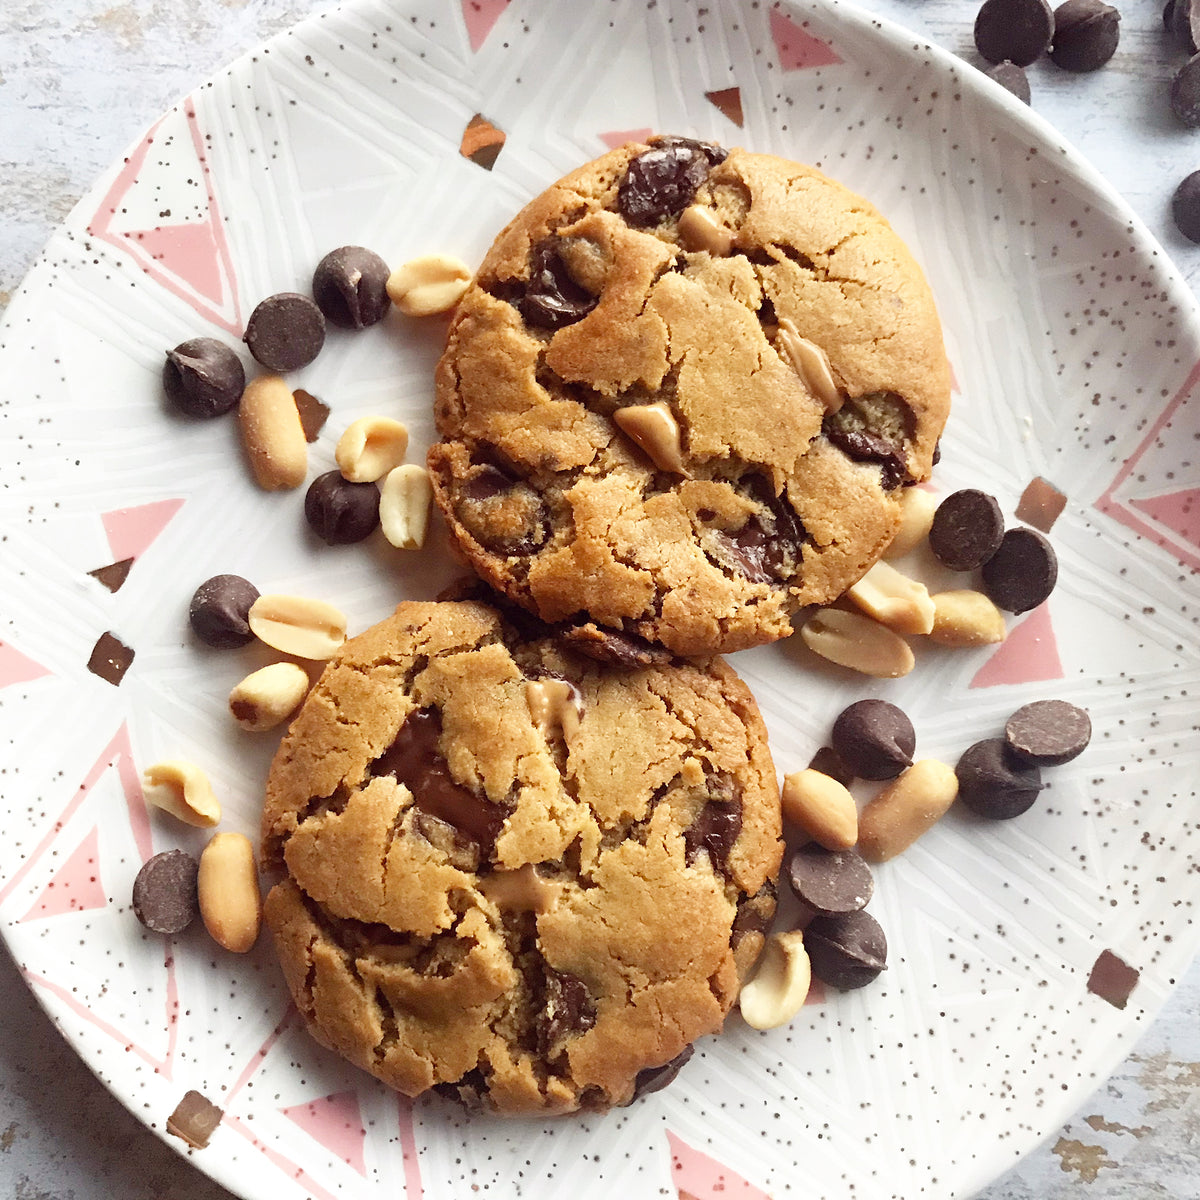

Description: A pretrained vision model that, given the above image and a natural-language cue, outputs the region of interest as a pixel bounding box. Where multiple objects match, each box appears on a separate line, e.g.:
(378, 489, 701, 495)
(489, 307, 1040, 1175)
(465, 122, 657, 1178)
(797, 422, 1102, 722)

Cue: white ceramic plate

(2, 1, 1199, 1197)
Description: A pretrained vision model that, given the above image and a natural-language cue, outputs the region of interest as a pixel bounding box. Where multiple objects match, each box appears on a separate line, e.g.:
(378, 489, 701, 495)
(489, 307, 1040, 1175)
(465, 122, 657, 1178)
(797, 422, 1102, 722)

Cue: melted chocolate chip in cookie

(629, 1044, 695, 1102)
(710, 478, 808, 583)
(455, 459, 550, 556)
(519, 240, 599, 331)
(537, 967, 597, 1056)
(684, 773, 743, 877)
(618, 137, 727, 227)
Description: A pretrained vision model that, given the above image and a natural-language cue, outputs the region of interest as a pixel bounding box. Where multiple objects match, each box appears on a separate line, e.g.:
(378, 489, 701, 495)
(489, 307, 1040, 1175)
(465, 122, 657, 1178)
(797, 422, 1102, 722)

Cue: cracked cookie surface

(261, 599, 782, 1115)
(428, 138, 952, 656)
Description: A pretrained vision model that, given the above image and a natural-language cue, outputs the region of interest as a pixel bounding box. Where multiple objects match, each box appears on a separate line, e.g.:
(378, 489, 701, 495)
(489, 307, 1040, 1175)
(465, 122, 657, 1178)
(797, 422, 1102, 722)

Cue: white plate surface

(1, 1, 1199, 1198)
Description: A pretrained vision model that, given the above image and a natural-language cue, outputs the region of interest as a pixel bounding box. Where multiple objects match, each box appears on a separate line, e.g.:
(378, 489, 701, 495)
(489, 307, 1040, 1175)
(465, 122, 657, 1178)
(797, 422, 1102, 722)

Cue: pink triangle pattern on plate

(461, 0, 510, 52)
(102, 498, 185, 564)
(600, 128, 654, 150)
(969, 603, 1063, 689)
(20, 826, 107, 921)
(667, 1130, 771, 1199)
(281, 1091, 368, 1177)
(0, 640, 50, 689)
(768, 8, 842, 71)
(1129, 488, 1200, 551)
(87, 106, 242, 337)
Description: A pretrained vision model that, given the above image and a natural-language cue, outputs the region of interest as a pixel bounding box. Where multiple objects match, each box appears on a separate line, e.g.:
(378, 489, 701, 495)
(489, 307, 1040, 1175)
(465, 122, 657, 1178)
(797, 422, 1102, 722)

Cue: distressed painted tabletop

(1, 1, 1198, 1198)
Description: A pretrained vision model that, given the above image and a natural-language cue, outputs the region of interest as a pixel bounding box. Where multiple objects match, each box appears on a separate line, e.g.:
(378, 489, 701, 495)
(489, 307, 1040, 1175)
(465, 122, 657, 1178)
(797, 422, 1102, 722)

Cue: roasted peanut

(228, 662, 310, 731)
(778, 318, 842, 414)
(237, 375, 307, 490)
(248, 594, 347, 659)
(335, 416, 409, 483)
(800, 608, 915, 678)
(847, 560, 936, 636)
(379, 464, 434, 549)
(929, 590, 1008, 647)
(858, 759, 959, 862)
(143, 760, 221, 828)
(677, 204, 733, 255)
(386, 254, 471, 316)
(883, 487, 939, 560)
(612, 402, 691, 476)
(738, 930, 812, 1030)
(197, 832, 261, 953)
(781, 769, 858, 850)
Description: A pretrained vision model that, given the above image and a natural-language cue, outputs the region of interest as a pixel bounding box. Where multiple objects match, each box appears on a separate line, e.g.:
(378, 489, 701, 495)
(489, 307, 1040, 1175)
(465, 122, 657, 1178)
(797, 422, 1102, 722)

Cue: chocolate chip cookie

(261, 599, 781, 1115)
(427, 137, 952, 656)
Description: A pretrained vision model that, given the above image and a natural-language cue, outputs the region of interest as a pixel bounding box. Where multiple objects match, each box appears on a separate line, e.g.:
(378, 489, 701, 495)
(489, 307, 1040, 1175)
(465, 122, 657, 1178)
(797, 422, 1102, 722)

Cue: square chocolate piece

(1086, 949, 1139, 1010)
(86, 631, 134, 686)
(1015, 476, 1067, 533)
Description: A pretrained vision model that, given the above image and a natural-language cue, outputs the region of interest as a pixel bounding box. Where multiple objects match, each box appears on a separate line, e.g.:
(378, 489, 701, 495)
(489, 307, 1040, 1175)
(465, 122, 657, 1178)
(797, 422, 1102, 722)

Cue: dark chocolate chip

(188, 574, 260, 648)
(1172, 170, 1200, 242)
(312, 245, 392, 330)
(1050, 0, 1120, 71)
(519, 241, 599, 331)
(304, 470, 380, 545)
(243, 292, 326, 372)
(454, 459, 550, 556)
(713, 478, 808, 583)
(684, 775, 743, 878)
(555, 622, 675, 668)
(651, 135, 729, 166)
(986, 60, 1032, 103)
(980, 526, 1058, 613)
(87, 631, 134, 686)
(89, 558, 134, 593)
(805, 910, 888, 990)
(630, 1045, 695, 1102)
(787, 845, 874, 919)
(1169, 0, 1200, 50)
(730, 881, 778, 947)
(928, 489, 1005, 571)
(1004, 699, 1091, 765)
(807, 745, 855, 787)
(824, 425, 908, 490)
(831, 699, 915, 781)
(538, 967, 596, 1056)
(372, 708, 508, 855)
(617, 140, 718, 227)
(956, 737, 1043, 819)
(132, 850, 199, 935)
(433, 1068, 488, 1112)
(1087, 949, 1140, 1009)
(974, 0, 1055, 65)
(162, 338, 245, 419)
(1171, 54, 1200, 126)
(293, 388, 331, 442)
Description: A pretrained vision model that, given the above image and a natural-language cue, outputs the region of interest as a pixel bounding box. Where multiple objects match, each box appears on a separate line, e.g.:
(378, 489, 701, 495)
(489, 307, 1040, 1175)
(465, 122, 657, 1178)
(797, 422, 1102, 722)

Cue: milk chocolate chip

(831, 699, 916, 781)
(163, 338, 245, 418)
(189, 574, 260, 648)
(956, 737, 1043, 819)
(312, 245, 392, 330)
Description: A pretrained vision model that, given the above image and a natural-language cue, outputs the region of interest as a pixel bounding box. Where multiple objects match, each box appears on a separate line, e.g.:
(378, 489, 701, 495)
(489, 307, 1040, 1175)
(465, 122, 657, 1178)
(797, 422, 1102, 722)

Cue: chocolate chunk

(88, 558, 134, 593)
(1050, 0, 1120, 70)
(974, 0, 1055, 65)
(87, 631, 134, 686)
(243, 292, 326, 372)
(787, 845, 874, 919)
(312, 245, 392, 330)
(538, 967, 596, 1056)
(1004, 699, 1091, 764)
(805, 910, 888, 990)
(188, 574, 260, 648)
(715, 478, 808, 583)
(684, 777, 743, 877)
(519, 241, 598, 331)
(1171, 54, 1200, 126)
(986, 59, 1032, 103)
(162, 337, 245, 419)
(831, 699, 915, 781)
(808, 745, 855, 787)
(433, 1068, 488, 1112)
(956, 737, 1043, 819)
(132, 850, 199, 934)
(730, 881, 778, 947)
(1015, 476, 1067, 532)
(1172, 170, 1200, 242)
(929, 489, 1005, 571)
(372, 708, 508, 854)
(293, 388, 331, 442)
(617, 139, 721, 227)
(824, 425, 907, 490)
(980, 526, 1058, 613)
(166, 1090, 223, 1149)
(455, 460, 549, 556)
(630, 1045, 695, 1101)
(1087, 949, 1140, 1010)
(304, 470, 380, 545)
(555, 622, 674, 668)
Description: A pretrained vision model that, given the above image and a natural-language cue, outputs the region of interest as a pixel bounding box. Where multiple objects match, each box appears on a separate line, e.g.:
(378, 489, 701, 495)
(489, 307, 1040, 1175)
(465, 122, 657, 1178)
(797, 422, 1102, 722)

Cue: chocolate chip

(132, 850, 199, 934)
(243, 292, 326, 372)
(1171, 54, 1200, 126)
(87, 631, 134, 686)
(1086, 949, 1139, 1009)
(1050, 0, 1120, 69)
(454, 460, 549, 556)
(304, 470, 380, 545)
(974, 0, 1055, 65)
(555, 622, 674, 668)
(807, 745, 855, 787)
(684, 775, 743, 878)
(1004, 699, 1091, 765)
(188, 574, 260, 648)
(372, 708, 508, 855)
(986, 60, 1032, 103)
(538, 967, 596, 1056)
(617, 139, 720, 227)
(162, 337, 245, 419)
(519, 241, 599, 331)
(730, 881, 778, 947)
(166, 1090, 224, 1149)
(1172, 170, 1200, 242)
(831, 699, 915, 781)
(823, 426, 907, 490)
(980, 526, 1058, 613)
(787, 845, 874, 919)
(433, 1068, 488, 1112)
(956, 737, 1043, 819)
(805, 910, 888, 991)
(312, 245, 392, 330)
(714, 478, 808, 583)
(928, 489, 1005, 571)
(630, 1045, 695, 1102)
(1168, 0, 1200, 50)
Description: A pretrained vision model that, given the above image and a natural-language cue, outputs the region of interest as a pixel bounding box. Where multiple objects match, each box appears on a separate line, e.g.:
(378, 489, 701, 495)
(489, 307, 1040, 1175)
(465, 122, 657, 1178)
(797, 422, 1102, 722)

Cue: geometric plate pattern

(2, 2, 1200, 1200)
